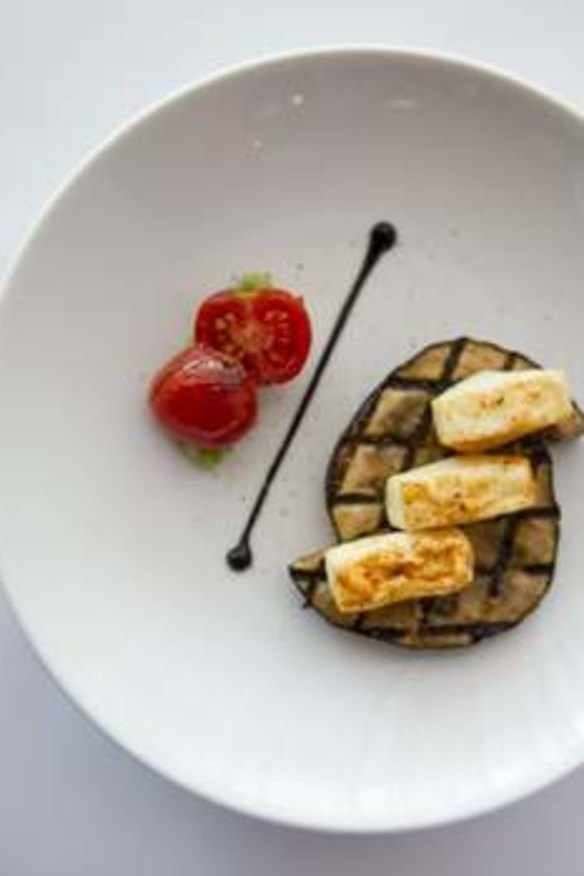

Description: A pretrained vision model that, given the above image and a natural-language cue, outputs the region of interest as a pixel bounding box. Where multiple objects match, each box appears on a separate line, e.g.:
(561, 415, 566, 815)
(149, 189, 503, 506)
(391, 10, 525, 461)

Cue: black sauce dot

(226, 541, 253, 571)
(371, 221, 398, 253)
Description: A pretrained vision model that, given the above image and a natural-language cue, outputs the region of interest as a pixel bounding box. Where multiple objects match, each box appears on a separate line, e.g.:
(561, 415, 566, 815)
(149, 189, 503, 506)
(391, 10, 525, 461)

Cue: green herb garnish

(182, 444, 230, 468)
(235, 272, 273, 293)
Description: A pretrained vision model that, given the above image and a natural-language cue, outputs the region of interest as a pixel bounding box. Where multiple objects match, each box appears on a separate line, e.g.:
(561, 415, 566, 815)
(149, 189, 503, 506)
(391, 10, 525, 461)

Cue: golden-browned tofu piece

(431, 369, 573, 452)
(325, 529, 473, 613)
(386, 455, 537, 530)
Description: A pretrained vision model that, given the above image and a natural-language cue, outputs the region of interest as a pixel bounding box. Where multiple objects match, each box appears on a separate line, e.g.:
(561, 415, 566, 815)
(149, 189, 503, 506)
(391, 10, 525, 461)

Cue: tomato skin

(194, 287, 312, 386)
(149, 345, 257, 447)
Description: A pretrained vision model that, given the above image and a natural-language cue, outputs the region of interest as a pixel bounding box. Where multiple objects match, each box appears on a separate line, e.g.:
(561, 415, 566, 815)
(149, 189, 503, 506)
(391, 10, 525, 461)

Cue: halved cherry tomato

(194, 283, 312, 386)
(149, 344, 257, 447)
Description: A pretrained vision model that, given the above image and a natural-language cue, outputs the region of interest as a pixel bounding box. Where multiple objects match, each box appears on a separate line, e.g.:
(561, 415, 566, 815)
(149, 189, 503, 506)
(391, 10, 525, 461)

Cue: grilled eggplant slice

(289, 338, 583, 649)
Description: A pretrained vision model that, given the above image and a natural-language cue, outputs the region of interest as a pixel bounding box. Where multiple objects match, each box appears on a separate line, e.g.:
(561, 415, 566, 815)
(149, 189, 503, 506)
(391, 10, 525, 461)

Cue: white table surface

(2, 1, 584, 872)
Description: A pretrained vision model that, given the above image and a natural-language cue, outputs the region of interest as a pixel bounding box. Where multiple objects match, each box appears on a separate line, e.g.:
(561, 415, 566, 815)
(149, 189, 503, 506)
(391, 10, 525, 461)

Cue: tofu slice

(432, 369, 573, 452)
(386, 455, 537, 530)
(325, 529, 473, 613)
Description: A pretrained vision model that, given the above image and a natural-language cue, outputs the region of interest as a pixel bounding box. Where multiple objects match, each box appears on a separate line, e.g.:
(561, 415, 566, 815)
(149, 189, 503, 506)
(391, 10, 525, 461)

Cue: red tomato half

(149, 344, 257, 447)
(194, 286, 312, 386)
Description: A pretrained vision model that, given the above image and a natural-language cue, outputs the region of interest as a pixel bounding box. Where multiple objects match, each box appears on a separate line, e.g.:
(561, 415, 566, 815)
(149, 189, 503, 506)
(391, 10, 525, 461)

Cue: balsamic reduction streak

(226, 222, 398, 571)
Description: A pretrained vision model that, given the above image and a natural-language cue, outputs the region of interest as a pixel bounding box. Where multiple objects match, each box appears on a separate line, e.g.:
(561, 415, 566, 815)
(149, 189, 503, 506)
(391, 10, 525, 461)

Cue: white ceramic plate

(1, 47, 584, 833)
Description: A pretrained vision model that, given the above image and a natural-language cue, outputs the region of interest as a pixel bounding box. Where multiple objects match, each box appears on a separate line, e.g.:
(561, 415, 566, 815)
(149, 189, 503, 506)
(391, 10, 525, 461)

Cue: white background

(1, 1, 584, 872)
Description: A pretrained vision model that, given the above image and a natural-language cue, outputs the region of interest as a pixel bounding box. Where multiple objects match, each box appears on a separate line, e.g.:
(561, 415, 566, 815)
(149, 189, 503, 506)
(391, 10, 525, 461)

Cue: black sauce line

(226, 222, 398, 571)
